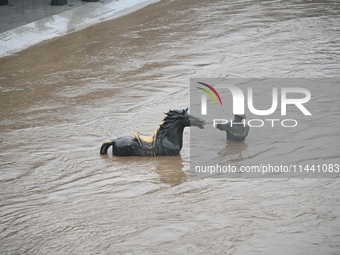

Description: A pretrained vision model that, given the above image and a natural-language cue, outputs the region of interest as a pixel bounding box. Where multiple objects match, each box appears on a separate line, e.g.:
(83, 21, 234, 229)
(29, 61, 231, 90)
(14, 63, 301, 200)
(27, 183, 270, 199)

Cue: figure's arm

(216, 123, 231, 131)
(217, 123, 249, 141)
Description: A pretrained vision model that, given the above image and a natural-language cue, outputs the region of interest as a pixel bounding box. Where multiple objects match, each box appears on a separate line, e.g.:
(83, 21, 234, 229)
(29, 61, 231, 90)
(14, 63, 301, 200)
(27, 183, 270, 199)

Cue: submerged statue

(100, 108, 205, 156)
(216, 114, 249, 141)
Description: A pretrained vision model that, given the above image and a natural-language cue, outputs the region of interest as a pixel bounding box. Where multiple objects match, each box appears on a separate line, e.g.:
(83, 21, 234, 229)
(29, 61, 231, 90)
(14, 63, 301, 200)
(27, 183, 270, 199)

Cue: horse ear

(182, 109, 185, 114)
(186, 108, 188, 112)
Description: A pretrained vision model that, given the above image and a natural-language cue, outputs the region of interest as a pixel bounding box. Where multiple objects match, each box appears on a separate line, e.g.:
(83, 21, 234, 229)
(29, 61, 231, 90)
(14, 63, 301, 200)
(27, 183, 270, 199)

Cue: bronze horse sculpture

(100, 108, 205, 156)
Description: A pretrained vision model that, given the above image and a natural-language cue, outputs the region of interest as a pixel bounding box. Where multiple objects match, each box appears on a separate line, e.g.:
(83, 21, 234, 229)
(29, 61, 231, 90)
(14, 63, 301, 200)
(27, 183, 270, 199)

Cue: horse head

(163, 108, 205, 129)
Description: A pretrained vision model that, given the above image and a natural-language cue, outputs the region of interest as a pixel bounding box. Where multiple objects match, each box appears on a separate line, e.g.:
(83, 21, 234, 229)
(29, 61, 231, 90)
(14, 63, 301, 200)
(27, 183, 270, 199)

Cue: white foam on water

(0, 0, 161, 58)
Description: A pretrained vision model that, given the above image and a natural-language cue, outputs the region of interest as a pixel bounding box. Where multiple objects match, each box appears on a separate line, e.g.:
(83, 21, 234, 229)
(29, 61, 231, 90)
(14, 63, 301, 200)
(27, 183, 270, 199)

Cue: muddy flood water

(1, 0, 340, 254)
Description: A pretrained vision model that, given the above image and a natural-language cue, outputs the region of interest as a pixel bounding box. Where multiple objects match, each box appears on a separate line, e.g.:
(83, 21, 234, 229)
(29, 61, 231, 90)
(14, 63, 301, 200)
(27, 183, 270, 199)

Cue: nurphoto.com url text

(194, 163, 340, 175)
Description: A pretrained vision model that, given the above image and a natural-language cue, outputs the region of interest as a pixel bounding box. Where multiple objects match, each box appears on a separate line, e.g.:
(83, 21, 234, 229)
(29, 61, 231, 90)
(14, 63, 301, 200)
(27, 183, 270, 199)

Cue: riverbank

(0, 0, 161, 58)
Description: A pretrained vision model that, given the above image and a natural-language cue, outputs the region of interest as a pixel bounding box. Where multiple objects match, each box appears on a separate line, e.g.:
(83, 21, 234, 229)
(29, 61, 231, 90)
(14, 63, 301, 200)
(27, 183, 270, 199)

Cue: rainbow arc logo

(196, 82, 223, 115)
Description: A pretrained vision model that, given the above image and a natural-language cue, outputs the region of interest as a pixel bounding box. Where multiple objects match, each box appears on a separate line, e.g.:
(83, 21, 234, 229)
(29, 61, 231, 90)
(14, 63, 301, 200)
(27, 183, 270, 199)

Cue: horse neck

(162, 119, 185, 149)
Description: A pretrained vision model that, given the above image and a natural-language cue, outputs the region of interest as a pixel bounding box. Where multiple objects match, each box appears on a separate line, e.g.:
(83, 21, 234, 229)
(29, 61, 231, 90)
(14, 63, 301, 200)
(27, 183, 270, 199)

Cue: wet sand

(1, 0, 340, 254)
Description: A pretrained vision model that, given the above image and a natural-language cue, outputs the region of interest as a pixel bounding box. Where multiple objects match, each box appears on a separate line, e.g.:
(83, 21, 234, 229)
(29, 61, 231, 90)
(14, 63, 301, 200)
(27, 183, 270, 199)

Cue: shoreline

(0, 0, 161, 59)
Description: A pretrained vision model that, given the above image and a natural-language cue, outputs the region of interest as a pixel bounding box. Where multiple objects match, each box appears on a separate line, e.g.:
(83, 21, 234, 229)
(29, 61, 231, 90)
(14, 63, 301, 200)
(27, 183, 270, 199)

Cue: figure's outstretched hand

(216, 123, 228, 131)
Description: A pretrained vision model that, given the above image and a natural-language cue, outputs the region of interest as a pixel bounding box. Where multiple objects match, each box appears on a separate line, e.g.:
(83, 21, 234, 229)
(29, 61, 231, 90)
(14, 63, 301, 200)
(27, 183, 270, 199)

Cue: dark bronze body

(100, 109, 205, 156)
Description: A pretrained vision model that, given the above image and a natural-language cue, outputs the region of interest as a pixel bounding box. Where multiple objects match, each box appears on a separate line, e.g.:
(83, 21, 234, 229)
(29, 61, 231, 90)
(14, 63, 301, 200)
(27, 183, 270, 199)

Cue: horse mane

(155, 109, 186, 139)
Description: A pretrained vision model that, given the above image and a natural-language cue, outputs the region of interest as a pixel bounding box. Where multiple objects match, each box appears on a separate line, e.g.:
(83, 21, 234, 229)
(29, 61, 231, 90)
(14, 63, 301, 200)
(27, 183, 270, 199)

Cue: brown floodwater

(1, 0, 340, 254)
